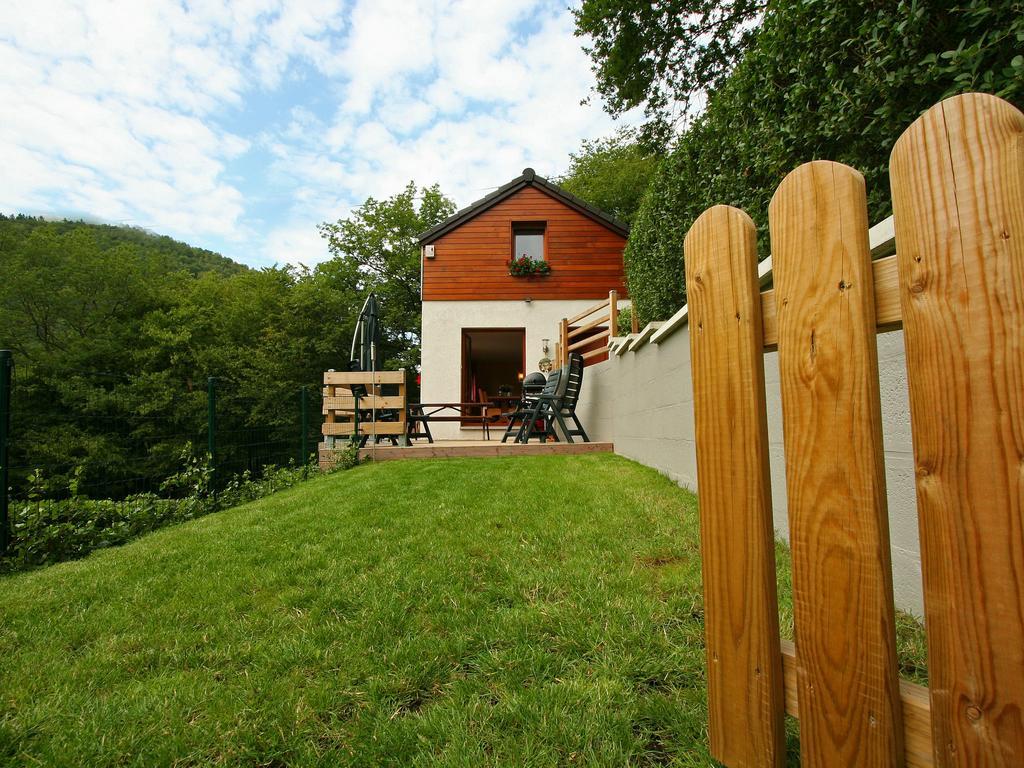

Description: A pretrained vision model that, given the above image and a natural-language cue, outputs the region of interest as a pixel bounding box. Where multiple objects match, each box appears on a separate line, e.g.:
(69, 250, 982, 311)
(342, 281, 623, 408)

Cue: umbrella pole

(371, 341, 377, 460)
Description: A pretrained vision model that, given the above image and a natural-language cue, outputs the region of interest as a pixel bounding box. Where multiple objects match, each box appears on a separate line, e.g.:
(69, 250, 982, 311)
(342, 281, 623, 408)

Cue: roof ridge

(418, 168, 629, 243)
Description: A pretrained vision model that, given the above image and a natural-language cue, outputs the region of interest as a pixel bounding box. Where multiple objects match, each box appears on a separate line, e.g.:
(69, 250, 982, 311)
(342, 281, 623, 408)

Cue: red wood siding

(423, 186, 627, 301)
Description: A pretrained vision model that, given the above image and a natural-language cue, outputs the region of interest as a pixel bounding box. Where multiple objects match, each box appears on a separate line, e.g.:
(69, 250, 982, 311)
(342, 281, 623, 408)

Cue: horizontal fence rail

(320, 369, 408, 455)
(685, 92, 1024, 766)
(554, 290, 621, 368)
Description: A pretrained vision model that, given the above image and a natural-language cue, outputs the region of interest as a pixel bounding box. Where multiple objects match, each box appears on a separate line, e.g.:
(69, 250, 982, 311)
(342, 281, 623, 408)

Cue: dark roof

(417, 167, 630, 244)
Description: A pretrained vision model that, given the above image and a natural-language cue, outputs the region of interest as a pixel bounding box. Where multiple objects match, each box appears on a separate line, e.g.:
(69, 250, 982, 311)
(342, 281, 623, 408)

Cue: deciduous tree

(317, 183, 456, 370)
(574, 0, 766, 139)
(557, 129, 659, 225)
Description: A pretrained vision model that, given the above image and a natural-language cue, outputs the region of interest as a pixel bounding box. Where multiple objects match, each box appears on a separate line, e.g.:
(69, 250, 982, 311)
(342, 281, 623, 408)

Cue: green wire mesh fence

(0, 351, 324, 556)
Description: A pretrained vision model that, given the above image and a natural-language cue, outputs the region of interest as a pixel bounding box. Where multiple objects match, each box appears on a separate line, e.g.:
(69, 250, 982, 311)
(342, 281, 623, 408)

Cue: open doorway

(461, 328, 526, 425)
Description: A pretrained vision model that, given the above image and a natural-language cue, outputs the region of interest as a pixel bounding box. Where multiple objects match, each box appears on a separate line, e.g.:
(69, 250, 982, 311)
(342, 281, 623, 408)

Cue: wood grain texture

(322, 422, 406, 436)
(769, 161, 904, 767)
(423, 186, 627, 301)
(890, 92, 1024, 767)
(567, 329, 610, 352)
(580, 347, 608, 361)
(685, 205, 785, 767)
(567, 312, 609, 338)
(340, 440, 614, 463)
(761, 255, 902, 350)
(780, 641, 935, 768)
(322, 396, 404, 411)
(566, 298, 610, 325)
(323, 371, 406, 385)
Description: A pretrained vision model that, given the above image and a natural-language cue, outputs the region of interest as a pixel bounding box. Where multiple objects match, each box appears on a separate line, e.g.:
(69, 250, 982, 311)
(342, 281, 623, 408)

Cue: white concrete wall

(575, 323, 924, 617)
(421, 299, 617, 439)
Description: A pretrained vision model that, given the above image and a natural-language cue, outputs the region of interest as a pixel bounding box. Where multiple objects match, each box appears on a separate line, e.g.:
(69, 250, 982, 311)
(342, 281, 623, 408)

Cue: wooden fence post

(686, 206, 785, 766)
(769, 161, 903, 767)
(890, 92, 1024, 766)
(609, 290, 619, 338)
(560, 318, 569, 366)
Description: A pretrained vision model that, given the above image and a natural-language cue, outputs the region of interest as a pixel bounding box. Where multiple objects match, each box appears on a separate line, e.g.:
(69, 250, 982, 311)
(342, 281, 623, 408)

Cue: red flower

(508, 254, 550, 277)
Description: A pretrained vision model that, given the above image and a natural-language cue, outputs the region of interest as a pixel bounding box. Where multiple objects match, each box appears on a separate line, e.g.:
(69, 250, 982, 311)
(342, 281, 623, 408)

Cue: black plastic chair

(347, 360, 399, 447)
(521, 353, 590, 443)
(501, 369, 561, 443)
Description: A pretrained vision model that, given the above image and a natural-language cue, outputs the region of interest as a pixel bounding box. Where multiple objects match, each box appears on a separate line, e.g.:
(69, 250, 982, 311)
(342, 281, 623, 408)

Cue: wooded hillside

(0, 185, 451, 499)
(0, 215, 246, 278)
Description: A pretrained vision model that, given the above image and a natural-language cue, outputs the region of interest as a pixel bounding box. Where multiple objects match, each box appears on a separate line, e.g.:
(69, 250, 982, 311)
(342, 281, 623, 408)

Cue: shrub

(5, 495, 183, 568)
(324, 440, 361, 472)
(625, 0, 1024, 323)
(0, 447, 343, 573)
(616, 306, 634, 336)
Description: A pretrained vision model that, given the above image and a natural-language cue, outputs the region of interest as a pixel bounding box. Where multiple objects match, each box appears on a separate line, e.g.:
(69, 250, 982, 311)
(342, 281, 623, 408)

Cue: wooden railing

(686, 92, 1023, 767)
(555, 289, 635, 367)
(321, 370, 407, 447)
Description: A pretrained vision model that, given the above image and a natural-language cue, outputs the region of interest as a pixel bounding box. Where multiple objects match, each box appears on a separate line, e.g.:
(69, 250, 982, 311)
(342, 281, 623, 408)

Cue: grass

(0, 453, 926, 766)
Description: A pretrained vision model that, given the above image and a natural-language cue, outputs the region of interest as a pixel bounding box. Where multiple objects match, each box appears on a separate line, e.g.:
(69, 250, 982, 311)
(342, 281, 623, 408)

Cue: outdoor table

(487, 395, 521, 412)
(407, 402, 497, 443)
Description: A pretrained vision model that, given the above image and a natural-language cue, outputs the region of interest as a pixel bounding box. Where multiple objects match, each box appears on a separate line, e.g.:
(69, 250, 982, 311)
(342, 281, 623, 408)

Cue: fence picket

(685, 205, 785, 767)
(890, 92, 1024, 766)
(769, 161, 903, 766)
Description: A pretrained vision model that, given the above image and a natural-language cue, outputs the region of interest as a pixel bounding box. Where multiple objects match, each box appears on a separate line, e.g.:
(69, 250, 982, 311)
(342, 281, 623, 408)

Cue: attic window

(513, 222, 545, 261)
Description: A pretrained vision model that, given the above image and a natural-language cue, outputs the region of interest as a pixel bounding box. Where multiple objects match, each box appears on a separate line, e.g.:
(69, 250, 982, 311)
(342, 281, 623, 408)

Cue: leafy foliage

(318, 183, 456, 371)
(323, 440, 361, 472)
(615, 305, 634, 336)
(573, 0, 767, 140)
(0, 443, 347, 572)
(556, 129, 658, 225)
(0, 214, 244, 277)
(0, 185, 449, 496)
(507, 254, 551, 276)
(622, 0, 1024, 324)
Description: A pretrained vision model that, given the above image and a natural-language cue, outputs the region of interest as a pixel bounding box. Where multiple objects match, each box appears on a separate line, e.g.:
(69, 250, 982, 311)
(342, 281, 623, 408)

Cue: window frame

(511, 221, 547, 262)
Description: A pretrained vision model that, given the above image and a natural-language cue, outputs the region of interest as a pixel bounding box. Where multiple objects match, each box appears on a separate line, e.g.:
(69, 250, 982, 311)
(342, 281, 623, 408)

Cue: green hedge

(626, 0, 1024, 323)
(0, 443, 362, 573)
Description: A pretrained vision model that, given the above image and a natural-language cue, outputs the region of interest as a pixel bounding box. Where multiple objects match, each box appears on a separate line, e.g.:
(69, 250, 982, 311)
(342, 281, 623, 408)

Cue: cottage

(418, 168, 628, 439)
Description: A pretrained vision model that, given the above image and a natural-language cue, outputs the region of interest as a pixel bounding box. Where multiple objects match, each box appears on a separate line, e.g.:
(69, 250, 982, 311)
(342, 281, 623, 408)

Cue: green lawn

(0, 454, 924, 767)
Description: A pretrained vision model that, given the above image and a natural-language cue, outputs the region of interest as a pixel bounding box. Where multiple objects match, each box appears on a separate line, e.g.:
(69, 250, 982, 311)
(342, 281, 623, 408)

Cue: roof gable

(418, 168, 629, 244)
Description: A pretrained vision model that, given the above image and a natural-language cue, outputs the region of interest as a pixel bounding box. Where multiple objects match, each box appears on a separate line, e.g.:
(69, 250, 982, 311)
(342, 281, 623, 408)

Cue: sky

(0, 0, 637, 268)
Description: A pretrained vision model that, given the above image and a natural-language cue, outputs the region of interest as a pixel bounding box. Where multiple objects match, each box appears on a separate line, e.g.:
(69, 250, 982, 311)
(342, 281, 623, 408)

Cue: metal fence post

(0, 350, 12, 554)
(207, 377, 217, 491)
(300, 385, 309, 466)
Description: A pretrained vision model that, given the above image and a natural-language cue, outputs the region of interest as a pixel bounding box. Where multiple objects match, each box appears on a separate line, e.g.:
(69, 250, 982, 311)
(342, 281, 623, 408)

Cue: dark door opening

(461, 328, 526, 426)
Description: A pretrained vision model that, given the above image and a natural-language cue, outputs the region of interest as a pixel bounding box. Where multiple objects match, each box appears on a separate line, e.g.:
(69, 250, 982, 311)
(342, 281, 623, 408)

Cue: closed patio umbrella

(350, 292, 383, 372)
(348, 292, 389, 450)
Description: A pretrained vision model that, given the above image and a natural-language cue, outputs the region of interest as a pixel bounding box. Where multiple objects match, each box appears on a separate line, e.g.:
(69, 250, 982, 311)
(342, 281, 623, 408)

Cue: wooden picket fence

(554, 289, 638, 367)
(686, 92, 1023, 766)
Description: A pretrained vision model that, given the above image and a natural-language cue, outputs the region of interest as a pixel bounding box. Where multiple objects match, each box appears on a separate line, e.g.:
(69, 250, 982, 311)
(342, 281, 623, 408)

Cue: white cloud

(261, 223, 333, 268)
(0, 0, 637, 268)
(0, 0, 347, 242)
(274, 2, 636, 217)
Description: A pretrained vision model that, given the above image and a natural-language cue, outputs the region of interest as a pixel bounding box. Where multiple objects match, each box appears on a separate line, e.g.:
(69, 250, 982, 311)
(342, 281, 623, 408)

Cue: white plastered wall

(421, 299, 625, 440)
(575, 324, 923, 617)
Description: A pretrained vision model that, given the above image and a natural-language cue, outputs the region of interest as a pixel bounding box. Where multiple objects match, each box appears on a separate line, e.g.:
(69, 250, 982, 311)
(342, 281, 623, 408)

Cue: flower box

(507, 255, 551, 277)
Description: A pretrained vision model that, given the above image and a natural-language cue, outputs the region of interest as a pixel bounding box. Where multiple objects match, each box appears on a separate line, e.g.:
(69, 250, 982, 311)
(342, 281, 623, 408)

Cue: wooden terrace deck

(319, 439, 613, 465)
